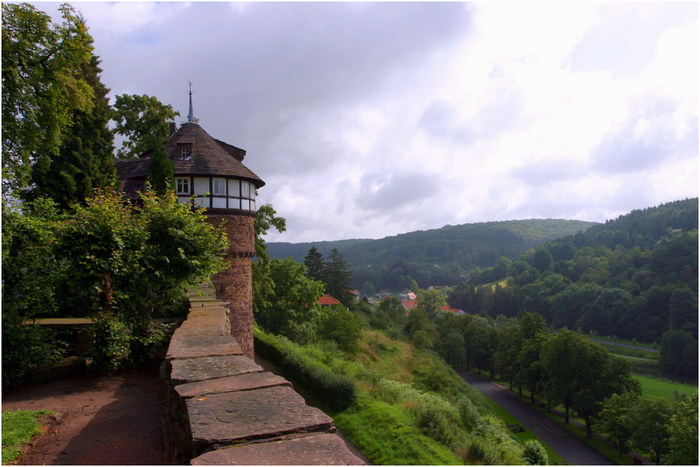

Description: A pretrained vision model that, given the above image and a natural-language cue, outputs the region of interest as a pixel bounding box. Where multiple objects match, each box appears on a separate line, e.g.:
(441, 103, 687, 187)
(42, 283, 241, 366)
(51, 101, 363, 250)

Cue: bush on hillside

(254, 329, 357, 411)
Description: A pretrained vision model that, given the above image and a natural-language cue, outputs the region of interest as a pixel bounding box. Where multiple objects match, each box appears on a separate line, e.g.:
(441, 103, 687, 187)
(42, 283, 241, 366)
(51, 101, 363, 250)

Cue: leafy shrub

(91, 313, 132, 370)
(91, 314, 177, 370)
(316, 307, 363, 355)
(2, 191, 226, 381)
(254, 329, 357, 411)
(457, 396, 484, 432)
(414, 403, 458, 447)
(523, 439, 549, 465)
(1, 317, 66, 387)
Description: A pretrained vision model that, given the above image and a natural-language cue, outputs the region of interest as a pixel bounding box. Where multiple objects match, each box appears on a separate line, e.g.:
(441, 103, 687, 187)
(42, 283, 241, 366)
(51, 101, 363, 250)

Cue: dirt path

(461, 371, 614, 465)
(2, 361, 164, 465)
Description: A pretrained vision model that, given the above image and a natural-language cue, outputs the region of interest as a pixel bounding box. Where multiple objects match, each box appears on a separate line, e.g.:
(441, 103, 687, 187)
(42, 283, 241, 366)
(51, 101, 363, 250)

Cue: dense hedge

(254, 328, 357, 411)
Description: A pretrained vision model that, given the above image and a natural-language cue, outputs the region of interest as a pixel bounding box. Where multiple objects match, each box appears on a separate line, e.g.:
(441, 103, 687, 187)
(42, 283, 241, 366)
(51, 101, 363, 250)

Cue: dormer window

(179, 144, 192, 160)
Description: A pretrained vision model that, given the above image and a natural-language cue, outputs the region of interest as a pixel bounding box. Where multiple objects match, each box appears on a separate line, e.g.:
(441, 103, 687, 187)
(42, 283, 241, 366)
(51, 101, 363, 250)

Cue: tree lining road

(460, 371, 614, 465)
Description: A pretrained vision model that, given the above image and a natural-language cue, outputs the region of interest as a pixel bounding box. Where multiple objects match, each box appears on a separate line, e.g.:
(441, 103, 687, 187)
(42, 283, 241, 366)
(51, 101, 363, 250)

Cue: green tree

(252, 203, 286, 314)
(570, 346, 639, 438)
(303, 246, 325, 282)
(3, 190, 227, 373)
(494, 322, 521, 389)
(539, 329, 637, 433)
(522, 439, 548, 465)
(666, 394, 698, 465)
(56, 190, 227, 368)
(442, 329, 466, 368)
(668, 287, 697, 336)
(25, 54, 116, 209)
(532, 248, 553, 273)
(515, 333, 547, 403)
(630, 397, 672, 465)
(659, 329, 698, 378)
(370, 296, 405, 331)
(111, 94, 179, 158)
(417, 289, 447, 318)
(255, 257, 325, 344)
(597, 391, 639, 456)
(316, 307, 363, 355)
(1, 199, 67, 386)
(2, 3, 95, 197)
(147, 142, 174, 197)
(323, 248, 353, 307)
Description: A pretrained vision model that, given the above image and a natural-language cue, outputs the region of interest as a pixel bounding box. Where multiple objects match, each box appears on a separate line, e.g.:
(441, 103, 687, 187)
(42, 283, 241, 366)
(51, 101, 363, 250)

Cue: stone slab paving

(170, 355, 262, 385)
(175, 372, 290, 399)
(175, 316, 230, 337)
(190, 433, 364, 465)
(166, 334, 242, 360)
(186, 386, 335, 448)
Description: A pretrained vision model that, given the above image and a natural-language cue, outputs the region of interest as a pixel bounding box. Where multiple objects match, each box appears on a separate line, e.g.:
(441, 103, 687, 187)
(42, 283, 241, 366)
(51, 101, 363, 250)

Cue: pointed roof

(116, 122, 265, 194)
(187, 82, 195, 123)
(166, 123, 264, 186)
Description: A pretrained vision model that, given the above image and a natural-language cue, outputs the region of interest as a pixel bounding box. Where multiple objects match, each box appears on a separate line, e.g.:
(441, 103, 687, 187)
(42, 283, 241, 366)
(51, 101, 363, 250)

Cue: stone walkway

(162, 286, 364, 465)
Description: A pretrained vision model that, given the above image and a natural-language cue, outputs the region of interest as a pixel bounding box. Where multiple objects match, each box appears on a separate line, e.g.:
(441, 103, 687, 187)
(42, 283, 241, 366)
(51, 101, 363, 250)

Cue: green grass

(1, 409, 51, 464)
(334, 396, 462, 465)
(635, 374, 698, 401)
(257, 329, 527, 464)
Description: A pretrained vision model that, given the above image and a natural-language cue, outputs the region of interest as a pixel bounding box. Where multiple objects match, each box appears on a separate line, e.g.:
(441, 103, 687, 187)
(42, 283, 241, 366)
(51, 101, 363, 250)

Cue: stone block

(175, 372, 290, 399)
(166, 333, 242, 360)
(170, 355, 262, 385)
(187, 386, 334, 450)
(190, 433, 365, 465)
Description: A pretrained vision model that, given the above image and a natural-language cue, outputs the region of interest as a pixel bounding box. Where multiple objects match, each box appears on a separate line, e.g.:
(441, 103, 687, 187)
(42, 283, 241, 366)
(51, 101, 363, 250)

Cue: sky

(34, 1, 699, 243)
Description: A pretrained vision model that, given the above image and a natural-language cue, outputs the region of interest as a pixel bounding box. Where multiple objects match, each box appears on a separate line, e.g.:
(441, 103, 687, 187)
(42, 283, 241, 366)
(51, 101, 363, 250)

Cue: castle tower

(116, 109, 264, 357)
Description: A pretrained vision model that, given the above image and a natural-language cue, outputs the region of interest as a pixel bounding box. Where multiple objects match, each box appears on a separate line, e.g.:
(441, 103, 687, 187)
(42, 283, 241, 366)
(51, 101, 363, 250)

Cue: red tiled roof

(441, 305, 462, 313)
(402, 300, 418, 310)
(318, 294, 342, 306)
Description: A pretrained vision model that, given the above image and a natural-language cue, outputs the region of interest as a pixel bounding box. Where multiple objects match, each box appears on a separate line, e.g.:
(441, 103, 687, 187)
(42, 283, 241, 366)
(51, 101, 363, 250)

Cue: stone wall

(161, 285, 364, 465)
(206, 214, 255, 358)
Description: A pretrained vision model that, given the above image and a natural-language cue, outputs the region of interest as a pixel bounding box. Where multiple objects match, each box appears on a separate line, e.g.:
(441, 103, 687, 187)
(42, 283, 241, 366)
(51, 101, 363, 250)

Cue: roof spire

(187, 81, 195, 123)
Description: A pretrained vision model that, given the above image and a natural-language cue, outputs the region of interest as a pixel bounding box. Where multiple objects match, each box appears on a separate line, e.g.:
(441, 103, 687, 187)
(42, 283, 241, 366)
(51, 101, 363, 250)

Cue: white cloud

(27, 1, 698, 242)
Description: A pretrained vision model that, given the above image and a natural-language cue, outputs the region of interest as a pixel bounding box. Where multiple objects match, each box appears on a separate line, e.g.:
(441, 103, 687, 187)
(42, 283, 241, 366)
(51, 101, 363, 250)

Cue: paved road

(461, 372, 614, 465)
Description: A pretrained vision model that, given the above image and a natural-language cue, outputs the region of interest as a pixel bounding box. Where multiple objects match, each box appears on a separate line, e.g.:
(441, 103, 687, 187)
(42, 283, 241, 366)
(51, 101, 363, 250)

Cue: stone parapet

(161, 285, 364, 465)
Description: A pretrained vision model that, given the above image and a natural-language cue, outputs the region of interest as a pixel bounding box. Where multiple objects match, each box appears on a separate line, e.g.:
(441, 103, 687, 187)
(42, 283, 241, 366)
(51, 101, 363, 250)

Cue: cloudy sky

(37, 1, 698, 242)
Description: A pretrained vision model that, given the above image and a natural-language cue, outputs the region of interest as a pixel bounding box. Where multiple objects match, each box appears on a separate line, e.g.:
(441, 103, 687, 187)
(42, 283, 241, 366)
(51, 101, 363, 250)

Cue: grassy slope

(634, 374, 698, 401)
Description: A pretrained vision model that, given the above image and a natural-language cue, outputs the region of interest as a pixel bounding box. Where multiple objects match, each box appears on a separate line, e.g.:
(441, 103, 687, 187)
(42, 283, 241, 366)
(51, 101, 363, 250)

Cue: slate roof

(116, 123, 264, 197)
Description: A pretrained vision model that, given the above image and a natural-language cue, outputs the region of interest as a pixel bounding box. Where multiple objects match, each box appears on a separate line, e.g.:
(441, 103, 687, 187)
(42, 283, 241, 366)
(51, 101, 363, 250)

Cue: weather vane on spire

(187, 81, 195, 123)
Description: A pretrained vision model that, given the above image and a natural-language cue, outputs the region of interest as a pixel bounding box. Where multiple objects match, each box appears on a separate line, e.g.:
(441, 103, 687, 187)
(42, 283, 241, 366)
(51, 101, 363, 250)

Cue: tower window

(176, 177, 190, 195)
(179, 144, 192, 160)
(212, 178, 226, 195)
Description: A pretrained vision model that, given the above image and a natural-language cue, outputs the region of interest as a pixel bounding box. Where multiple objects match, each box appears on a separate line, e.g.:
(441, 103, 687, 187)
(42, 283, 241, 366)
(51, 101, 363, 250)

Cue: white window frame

(176, 177, 190, 195)
(212, 178, 227, 196)
(179, 145, 192, 160)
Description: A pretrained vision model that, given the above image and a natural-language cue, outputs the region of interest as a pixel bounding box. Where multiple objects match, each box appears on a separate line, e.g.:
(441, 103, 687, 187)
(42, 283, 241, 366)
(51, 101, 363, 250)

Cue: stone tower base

(207, 214, 255, 358)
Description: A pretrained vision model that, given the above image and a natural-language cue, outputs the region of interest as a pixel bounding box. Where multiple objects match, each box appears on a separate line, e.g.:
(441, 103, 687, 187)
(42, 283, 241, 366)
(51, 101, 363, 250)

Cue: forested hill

(454, 198, 698, 350)
(266, 238, 373, 263)
(267, 219, 596, 289)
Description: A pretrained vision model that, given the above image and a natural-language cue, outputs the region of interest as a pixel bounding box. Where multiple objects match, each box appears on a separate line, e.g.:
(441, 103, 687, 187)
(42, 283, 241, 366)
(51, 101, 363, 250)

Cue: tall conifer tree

(26, 55, 116, 209)
(304, 247, 326, 282)
(147, 141, 174, 197)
